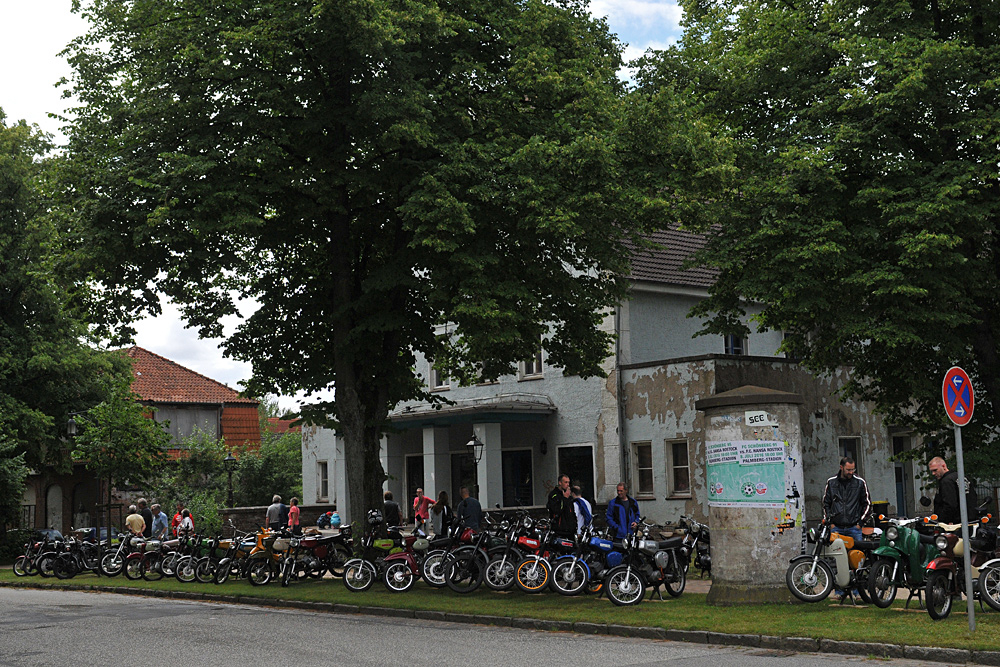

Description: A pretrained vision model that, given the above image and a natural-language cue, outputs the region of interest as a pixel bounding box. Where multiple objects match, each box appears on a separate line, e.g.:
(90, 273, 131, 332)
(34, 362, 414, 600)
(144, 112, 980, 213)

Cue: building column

(382, 434, 405, 508)
(474, 423, 503, 508)
(423, 426, 451, 500)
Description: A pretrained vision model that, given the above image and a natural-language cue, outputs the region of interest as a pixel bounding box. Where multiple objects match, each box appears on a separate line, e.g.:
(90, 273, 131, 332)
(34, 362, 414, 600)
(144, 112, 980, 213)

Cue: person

(455, 486, 482, 531)
(821, 457, 871, 542)
(137, 498, 153, 539)
(150, 503, 169, 541)
(287, 497, 301, 535)
(171, 502, 184, 537)
(430, 491, 452, 536)
(606, 483, 640, 539)
(412, 488, 434, 534)
(571, 485, 593, 535)
(547, 473, 576, 536)
(176, 509, 194, 537)
(929, 457, 962, 523)
(317, 511, 333, 529)
(265, 495, 284, 530)
(124, 505, 145, 537)
(383, 491, 402, 528)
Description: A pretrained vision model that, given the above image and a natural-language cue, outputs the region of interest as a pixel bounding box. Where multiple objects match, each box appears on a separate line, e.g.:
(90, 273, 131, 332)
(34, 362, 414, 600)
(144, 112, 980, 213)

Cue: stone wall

(220, 504, 335, 533)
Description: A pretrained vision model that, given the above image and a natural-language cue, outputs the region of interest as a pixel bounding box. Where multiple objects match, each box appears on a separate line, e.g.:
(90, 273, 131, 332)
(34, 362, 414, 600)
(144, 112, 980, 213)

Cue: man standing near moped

(822, 457, 871, 543)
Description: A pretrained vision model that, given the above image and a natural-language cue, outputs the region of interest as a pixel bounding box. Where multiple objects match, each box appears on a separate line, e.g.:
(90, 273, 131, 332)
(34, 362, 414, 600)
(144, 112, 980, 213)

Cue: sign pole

(955, 424, 975, 632)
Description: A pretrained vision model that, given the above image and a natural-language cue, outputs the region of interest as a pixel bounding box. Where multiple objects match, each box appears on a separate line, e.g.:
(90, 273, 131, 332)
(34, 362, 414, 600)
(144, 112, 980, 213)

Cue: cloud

(590, 0, 684, 45)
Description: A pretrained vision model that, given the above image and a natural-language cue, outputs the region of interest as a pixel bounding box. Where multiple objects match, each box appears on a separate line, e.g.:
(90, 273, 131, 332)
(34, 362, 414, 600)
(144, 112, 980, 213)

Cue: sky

(0, 0, 684, 412)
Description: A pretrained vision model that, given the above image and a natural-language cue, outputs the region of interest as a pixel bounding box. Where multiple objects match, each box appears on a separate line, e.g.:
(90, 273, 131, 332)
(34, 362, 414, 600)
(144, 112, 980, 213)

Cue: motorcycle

(100, 533, 140, 577)
(677, 515, 711, 578)
(925, 517, 997, 620)
(866, 515, 938, 608)
(343, 510, 429, 593)
(604, 518, 686, 606)
(13, 533, 48, 577)
(785, 519, 876, 604)
(482, 512, 529, 591)
(280, 532, 349, 586)
(52, 534, 102, 579)
(213, 525, 258, 584)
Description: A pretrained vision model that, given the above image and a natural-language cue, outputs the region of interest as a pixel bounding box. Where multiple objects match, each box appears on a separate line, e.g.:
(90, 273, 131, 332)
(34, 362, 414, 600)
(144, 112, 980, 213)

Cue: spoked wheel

(214, 560, 233, 585)
(281, 558, 295, 587)
(326, 544, 351, 578)
(100, 551, 124, 577)
(484, 553, 518, 591)
(550, 559, 588, 596)
(383, 561, 416, 592)
(978, 564, 1000, 613)
(159, 552, 178, 577)
(54, 555, 79, 580)
(867, 560, 898, 608)
(854, 566, 872, 604)
(420, 551, 448, 588)
(445, 552, 484, 594)
(785, 559, 834, 602)
(195, 558, 217, 584)
(248, 560, 273, 586)
(175, 556, 197, 583)
(514, 558, 551, 593)
(926, 570, 954, 620)
(606, 566, 645, 606)
(664, 556, 686, 598)
(13, 556, 30, 577)
(141, 554, 164, 581)
(343, 559, 376, 592)
(124, 557, 143, 580)
(37, 554, 57, 578)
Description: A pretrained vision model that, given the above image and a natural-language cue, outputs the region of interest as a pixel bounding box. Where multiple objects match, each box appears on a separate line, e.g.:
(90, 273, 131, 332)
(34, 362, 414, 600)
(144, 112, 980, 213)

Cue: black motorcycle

(604, 518, 686, 606)
(678, 515, 711, 578)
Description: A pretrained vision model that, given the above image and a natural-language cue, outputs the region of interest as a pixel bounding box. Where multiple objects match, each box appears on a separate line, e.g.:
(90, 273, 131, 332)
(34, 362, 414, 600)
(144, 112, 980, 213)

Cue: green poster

(706, 440, 786, 508)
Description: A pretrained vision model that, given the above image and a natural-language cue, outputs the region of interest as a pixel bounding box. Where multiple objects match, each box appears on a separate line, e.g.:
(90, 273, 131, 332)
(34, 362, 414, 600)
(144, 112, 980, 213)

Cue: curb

(0, 580, 993, 665)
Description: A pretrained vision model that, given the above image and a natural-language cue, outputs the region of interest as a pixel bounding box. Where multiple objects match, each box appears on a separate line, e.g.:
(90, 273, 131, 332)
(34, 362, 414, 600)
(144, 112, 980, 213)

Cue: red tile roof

(626, 226, 717, 288)
(267, 418, 301, 434)
(125, 347, 257, 405)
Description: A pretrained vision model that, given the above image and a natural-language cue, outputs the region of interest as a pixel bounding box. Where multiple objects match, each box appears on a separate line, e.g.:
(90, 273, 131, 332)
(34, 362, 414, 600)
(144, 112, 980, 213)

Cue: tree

(0, 109, 129, 486)
(649, 0, 1000, 474)
(0, 436, 28, 531)
(59, 0, 654, 518)
(233, 432, 303, 509)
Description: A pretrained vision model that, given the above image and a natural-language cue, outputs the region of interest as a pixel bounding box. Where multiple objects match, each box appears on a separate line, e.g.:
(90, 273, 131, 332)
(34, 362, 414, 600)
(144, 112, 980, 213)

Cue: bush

(0, 528, 31, 565)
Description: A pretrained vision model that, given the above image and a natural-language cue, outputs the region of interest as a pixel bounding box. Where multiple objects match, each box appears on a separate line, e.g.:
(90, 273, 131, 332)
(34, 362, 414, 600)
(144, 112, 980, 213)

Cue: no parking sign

(942, 366, 974, 426)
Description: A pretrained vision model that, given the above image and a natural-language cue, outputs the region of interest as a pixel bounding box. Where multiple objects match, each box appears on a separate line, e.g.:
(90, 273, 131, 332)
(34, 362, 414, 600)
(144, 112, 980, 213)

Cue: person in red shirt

(412, 488, 434, 535)
(171, 502, 183, 537)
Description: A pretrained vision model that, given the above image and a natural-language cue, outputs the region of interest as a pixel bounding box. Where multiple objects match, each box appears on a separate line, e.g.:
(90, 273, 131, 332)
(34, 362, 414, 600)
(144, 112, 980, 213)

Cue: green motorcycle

(867, 516, 938, 608)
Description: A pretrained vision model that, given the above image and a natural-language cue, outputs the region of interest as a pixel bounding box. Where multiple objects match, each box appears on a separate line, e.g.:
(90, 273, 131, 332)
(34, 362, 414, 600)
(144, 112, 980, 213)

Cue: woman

(287, 497, 301, 535)
(430, 491, 452, 536)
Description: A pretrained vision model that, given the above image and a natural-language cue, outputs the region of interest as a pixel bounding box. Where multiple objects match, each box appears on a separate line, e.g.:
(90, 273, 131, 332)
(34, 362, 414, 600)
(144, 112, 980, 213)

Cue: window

(502, 450, 534, 507)
(317, 461, 329, 502)
(632, 442, 654, 497)
(839, 437, 861, 477)
(520, 345, 543, 379)
(667, 441, 690, 497)
(724, 334, 747, 355)
(429, 361, 450, 390)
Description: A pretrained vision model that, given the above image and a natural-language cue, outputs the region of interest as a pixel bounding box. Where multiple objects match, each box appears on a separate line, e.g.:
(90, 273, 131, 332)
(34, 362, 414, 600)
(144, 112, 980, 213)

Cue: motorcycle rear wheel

(195, 557, 217, 584)
(785, 559, 834, 603)
(664, 557, 686, 597)
(13, 556, 30, 577)
(54, 555, 79, 580)
(978, 564, 1000, 613)
(550, 559, 588, 596)
(926, 569, 954, 620)
(445, 552, 484, 594)
(343, 559, 376, 592)
(383, 561, 416, 592)
(868, 560, 898, 608)
(326, 544, 351, 578)
(37, 554, 57, 578)
(484, 553, 518, 591)
(606, 566, 645, 606)
(514, 558, 551, 593)
(248, 559, 273, 586)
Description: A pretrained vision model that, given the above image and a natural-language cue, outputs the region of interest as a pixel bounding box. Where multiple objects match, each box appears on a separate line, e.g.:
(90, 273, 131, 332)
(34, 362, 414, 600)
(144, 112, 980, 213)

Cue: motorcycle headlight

(807, 528, 816, 543)
(934, 535, 948, 551)
(290, 538, 300, 547)
(886, 527, 898, 541)
(522, 516, 533, 529)
(690, 524, 700, 535)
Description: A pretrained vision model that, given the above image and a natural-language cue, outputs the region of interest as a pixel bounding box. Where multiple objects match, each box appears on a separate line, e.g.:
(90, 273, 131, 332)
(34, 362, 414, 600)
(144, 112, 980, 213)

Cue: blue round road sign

(942, 366, 974, 427)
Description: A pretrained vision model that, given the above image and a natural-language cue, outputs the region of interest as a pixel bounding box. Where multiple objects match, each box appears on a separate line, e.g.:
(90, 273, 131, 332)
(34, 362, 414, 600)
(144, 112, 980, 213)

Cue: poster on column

(706, 440, 786, 508)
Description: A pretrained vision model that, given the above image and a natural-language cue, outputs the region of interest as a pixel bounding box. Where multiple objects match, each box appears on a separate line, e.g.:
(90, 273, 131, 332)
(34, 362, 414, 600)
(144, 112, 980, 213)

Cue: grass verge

(2, 568, 998, 651)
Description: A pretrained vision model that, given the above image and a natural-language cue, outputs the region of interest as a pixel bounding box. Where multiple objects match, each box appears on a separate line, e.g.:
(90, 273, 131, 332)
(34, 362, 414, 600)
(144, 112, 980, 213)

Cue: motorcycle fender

(787, 555, 818, 566)
(383, 552, 415, 567)
(977, 557, 1000, 570)
(926, 557, 956, 573)
(871, 546, 902, 559)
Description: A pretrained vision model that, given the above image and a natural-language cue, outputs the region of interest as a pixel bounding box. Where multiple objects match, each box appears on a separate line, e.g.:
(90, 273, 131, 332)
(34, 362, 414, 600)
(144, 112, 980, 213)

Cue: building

(302, 229, 923, 525)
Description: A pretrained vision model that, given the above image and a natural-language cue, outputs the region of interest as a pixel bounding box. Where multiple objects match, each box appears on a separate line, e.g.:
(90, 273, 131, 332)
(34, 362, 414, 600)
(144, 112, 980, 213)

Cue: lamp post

(224, 452, 237, 508)
(465, 434, 484, 497)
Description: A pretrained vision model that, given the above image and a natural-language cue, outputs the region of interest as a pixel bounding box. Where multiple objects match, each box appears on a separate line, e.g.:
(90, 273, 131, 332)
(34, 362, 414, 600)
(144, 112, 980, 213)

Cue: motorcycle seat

(428, 536, 451, 548)
(852, 539, 879, 551)
(658, 537, 684, 550)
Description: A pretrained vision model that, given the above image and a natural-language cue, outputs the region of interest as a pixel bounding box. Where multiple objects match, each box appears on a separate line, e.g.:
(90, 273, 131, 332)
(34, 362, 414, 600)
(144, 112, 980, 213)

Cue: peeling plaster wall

(621, 356, 898, 526)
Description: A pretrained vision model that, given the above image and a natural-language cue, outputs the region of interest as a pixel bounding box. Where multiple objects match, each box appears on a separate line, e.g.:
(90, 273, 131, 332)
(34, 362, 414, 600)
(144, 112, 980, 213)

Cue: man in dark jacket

(929, 457, 962, 523)
(383, 491, 402, 528)
(137, 498, 153, 539)
(546, 474, 576, 536)
(606, 483, 640, 539)
(821, 457, 871, 543)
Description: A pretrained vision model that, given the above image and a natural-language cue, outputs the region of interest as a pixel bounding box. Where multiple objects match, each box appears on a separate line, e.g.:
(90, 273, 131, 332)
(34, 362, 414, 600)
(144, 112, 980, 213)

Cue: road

(0, 588, 946, 667)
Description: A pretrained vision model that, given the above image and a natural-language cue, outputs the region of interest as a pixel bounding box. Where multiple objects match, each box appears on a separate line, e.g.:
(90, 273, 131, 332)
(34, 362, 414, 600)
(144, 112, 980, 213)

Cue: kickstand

(650, 584, 664, 601)
(905, 588, 923, 610)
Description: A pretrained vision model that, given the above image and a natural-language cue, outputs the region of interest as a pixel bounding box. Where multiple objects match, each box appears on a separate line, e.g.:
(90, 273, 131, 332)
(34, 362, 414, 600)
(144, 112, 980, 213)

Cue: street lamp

(465, 435, 484, 497)
(224, 452, 237, 508)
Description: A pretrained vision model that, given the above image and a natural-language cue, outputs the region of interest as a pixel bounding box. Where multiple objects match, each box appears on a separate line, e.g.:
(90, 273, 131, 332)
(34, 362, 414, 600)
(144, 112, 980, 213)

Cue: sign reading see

(745, 410, 777, 427)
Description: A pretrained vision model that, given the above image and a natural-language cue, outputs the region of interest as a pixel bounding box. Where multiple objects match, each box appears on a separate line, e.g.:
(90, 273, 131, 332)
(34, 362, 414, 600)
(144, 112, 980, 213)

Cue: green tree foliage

(234, 430, 303, 509)
(0, 109, 128, 476)
(0, 437, 28, 531)
(58, 0, 662, 517)
(147, 427, 228, 510)
(652, 0, 1000, 473)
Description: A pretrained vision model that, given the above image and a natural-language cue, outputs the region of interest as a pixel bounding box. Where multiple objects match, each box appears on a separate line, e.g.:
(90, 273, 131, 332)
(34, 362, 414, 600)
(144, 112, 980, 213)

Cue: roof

(390, 393, 556, 428)
(125, 346, 257, 405)
(267, 417, 302, 434)
(627, 226, 717, 289)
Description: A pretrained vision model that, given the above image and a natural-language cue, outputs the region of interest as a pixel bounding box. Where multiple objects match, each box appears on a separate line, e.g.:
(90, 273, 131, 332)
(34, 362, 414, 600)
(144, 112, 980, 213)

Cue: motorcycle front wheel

(343, 559, 376, 592)
(13, 556, 30, 577)
(175, 556, 197, 583)
(664, 556, 686, 597)
(606, 566, 645, 606)
(550, 559, 588, 596)
(484, 553, 518, 591)
(326, 544, 351, 578)
(445, 552, 484, 594)
(383, 561, 416, 593)
(514, 557, 551, 593)
(37, 554, 57, 578)
(159, 552, 178, 577)
(785, 559, 834, 603)
(248, 559, 273, 586)
(53, 555, 79, 580)
(868, 560, 898, 608)
(926, 569, 954, 620)
(420, 550, 448, 588)
(195, 557, 217, 584)
(978, 564, 1000, 613)
(141, 553, 163, 581)
(213, 559, 233, 585)
(124, 557, 144, 580)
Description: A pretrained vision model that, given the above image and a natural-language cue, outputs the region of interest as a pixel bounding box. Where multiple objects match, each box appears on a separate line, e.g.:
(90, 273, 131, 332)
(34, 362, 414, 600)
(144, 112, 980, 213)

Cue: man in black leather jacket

(821, 457, 871, 543)
(929, 457, 961, 523)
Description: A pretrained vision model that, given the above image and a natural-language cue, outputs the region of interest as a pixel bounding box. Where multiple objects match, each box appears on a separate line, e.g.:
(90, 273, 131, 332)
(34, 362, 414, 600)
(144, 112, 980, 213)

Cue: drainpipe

(616, 303, 630, 494)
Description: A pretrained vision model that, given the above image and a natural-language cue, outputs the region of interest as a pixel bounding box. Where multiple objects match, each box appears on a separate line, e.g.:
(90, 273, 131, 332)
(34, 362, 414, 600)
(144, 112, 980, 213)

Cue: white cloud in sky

(590, 0, 684, 47)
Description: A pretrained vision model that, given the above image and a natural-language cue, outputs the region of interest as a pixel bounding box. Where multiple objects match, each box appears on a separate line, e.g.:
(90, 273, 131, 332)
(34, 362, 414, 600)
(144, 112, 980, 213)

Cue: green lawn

(3, 569, 999, 650)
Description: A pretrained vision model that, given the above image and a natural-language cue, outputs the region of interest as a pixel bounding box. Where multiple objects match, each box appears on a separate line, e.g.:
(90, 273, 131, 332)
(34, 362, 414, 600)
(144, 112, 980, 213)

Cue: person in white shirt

(571, 486, 593, 534)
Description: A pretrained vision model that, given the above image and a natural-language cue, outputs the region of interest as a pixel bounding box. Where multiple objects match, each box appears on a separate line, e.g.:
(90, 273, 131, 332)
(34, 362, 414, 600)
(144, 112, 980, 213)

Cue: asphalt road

(0, 588, 947, 667)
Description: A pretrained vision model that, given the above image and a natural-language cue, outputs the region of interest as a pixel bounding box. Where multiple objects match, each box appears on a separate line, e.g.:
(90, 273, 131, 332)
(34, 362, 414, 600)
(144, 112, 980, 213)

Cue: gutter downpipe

(616, 302, 630, 493)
